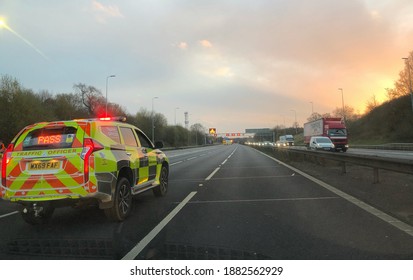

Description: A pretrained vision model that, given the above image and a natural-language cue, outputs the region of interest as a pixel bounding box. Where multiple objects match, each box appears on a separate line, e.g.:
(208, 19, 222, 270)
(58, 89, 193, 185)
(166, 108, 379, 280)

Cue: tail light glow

(2, 144, 14, 189)
(81, 138, 104, 182)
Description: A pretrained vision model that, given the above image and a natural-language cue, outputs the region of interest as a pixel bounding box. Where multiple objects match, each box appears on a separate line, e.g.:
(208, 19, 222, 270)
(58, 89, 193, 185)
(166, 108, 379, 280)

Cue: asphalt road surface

(1, 144, 413, 259)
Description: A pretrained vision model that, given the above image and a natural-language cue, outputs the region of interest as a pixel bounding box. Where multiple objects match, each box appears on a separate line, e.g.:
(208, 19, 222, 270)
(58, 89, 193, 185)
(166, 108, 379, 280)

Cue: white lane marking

(205, 146, 239, 181)
(205, 167, 220, 181)
(208, 174, 297, 180)
(122, 191, 197, 260)
(187, 157, 197, 161)
(187, 197, 339, 204)
(256, 149, 413, 237)
(170, 160, 183, 166)
(0, 211, 19, 219)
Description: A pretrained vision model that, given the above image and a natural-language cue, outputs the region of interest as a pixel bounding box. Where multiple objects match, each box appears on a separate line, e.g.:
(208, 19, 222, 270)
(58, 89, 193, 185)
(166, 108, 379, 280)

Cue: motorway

(1, 144, 413, 259)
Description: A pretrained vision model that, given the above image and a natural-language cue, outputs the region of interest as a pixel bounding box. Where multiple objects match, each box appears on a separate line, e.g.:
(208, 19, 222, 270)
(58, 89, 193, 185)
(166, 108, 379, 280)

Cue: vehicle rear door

(4, 122, 87, 199)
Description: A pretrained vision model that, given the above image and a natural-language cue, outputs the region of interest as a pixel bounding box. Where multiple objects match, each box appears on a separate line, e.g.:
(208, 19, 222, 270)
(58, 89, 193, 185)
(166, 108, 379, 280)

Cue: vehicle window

(135, 129, 153, 148)
(328, 129, 347, 136)
(22, 126, 77, 150)
(316, 138, 331, 143)
(100, 126, 121, 143)
(119, 127, 138, 147)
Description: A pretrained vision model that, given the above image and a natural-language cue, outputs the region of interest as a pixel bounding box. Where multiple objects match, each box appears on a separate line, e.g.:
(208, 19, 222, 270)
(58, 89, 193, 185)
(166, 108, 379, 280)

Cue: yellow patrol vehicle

(0, 117, 169, 224)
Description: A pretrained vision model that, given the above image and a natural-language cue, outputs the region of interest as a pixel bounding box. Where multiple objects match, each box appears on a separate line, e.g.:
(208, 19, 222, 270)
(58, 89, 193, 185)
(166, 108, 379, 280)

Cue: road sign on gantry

(209, 128, 216, 135)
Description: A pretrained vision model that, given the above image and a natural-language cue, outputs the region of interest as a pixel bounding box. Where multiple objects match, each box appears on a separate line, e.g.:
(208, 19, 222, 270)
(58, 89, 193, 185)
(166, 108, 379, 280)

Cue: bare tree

(365, 94, 381, 114)
(386, 51, 413, 100)
(332, 105, 360, 122)
(73, 83, 105, 116)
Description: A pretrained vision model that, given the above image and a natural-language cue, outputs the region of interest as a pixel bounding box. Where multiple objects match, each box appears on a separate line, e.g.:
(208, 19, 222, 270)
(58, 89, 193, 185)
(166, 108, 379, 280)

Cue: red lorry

(303, 117, 348, 152)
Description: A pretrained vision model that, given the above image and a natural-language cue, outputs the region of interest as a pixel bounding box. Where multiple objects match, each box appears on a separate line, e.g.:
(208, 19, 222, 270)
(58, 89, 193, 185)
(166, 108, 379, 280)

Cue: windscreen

(316, 138, 332, 143)
(328, 129, 347, 136)
(22, 126, 77, 150)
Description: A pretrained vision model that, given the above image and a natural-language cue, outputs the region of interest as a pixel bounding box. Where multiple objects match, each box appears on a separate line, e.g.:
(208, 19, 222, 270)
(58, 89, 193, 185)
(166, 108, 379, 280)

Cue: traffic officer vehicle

(0, 117, 169, 224)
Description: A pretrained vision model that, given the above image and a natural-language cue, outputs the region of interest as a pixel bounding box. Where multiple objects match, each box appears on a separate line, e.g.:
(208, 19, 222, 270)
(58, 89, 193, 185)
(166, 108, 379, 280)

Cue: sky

(1, 0, 412, 133)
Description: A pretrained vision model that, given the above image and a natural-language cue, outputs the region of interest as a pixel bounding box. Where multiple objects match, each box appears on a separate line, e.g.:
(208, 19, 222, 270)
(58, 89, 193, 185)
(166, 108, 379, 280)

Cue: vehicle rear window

(22, 126, 77, 150)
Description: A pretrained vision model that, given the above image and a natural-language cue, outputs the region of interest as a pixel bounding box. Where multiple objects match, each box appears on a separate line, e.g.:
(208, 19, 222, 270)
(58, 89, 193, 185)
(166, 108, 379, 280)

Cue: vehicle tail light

(81, 138, 104, 182)
(1, 144, 14, 189)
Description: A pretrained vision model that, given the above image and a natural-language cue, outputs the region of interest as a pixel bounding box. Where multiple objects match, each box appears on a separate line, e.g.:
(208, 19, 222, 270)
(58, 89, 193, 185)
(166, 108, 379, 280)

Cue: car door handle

(126, 152, 132, 157)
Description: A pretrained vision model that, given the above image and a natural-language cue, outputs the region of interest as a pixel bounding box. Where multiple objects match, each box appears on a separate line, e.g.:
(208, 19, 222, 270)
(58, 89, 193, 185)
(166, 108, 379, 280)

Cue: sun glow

(0, 17, 49, 60)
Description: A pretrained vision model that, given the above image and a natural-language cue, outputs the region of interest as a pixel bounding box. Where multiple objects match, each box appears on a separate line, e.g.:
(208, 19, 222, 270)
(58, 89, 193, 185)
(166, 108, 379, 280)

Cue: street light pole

(290, 109, 297, 134)
(152, 97, 158, 143)
(105, 75, 116, 117)
(338, 88, 345, 121)
(174, 107, 180, 126)
(402, 57, 413, 112)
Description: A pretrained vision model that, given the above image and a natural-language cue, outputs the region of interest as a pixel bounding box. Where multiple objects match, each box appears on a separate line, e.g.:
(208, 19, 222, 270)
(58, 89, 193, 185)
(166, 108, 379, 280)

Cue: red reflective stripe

(14, 175, 41, 194)
(46, 174, 73, 194)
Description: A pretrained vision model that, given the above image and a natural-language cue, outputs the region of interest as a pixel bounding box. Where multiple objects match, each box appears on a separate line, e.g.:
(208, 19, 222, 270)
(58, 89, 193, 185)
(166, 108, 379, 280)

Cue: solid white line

(0, 211, 19, 219)
(205, 167, 220, 181)
(187, 157, 197, 161)
(122, 191, 197, 260)
(255, 149, 413, 237)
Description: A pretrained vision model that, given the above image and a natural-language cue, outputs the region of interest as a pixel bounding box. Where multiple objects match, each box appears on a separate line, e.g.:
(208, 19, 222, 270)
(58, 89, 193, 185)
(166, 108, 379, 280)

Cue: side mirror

(154, 141, 164, 149)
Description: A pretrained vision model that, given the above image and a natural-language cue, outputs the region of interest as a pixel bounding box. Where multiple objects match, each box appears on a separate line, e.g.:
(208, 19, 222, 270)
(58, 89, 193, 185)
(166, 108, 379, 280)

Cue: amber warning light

(38, 135, 62, 144)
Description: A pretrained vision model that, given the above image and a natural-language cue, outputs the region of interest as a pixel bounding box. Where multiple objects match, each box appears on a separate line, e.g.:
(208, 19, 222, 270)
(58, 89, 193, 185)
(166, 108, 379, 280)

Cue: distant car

(262, 141, 273, 147)
(308, 136, 335, 151)
(0, 116, 169, 224)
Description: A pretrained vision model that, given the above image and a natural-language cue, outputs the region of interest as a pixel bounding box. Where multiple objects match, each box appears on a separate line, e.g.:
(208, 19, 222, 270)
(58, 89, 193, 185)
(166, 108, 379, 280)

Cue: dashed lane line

(0, 211, 19, 219)
(122, 191, 197, 260)
(122, 146, 238, 258)
(205, 146, 238, 181)
(205, 167, 220, 181)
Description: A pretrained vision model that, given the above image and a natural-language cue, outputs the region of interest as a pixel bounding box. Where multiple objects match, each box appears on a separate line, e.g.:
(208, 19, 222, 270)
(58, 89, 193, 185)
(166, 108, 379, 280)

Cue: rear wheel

(21, 202, 55, 225)
(153, 165, 168, 197)
(104, 177, 133, 222)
